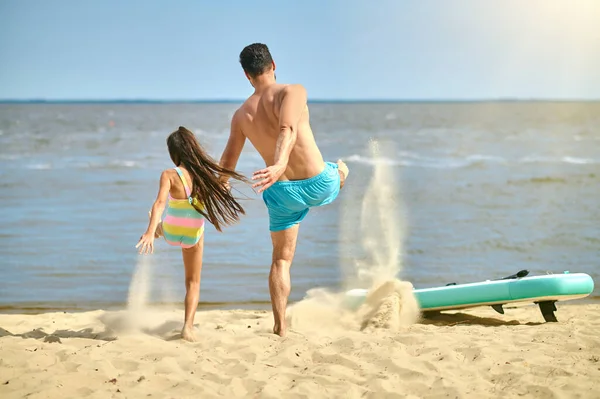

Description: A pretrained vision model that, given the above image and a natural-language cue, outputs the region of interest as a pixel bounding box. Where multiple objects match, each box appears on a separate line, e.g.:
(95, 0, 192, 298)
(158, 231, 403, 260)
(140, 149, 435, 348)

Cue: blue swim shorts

(262, 162, 341, 232)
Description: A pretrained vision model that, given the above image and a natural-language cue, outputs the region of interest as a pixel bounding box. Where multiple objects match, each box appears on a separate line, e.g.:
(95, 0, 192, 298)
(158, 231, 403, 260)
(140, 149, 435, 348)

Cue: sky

(1, 0, 599, 100)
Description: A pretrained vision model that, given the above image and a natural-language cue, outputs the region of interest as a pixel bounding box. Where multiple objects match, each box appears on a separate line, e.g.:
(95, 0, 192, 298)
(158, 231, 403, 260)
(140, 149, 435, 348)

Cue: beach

(3, 2, 600, 397)
(1, 303, 599, 398)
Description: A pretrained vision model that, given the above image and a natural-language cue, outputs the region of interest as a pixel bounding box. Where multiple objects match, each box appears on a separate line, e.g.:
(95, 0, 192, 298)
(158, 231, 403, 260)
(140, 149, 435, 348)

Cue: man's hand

(252, 164, 286, 193)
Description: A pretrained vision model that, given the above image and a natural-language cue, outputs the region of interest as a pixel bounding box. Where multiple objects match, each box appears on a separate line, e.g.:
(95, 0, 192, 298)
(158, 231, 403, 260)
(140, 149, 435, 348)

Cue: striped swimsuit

(162, 167, 205, 248)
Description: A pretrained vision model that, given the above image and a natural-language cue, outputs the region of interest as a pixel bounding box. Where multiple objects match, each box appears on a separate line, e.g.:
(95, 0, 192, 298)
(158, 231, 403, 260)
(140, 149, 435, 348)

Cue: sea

(0, 101, 598, 313)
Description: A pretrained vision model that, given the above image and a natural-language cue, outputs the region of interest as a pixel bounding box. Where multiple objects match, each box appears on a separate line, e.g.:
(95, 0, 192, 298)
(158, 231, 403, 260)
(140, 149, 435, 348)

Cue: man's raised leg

(269, 224, 300, 337)
(336, 159, 349, 189)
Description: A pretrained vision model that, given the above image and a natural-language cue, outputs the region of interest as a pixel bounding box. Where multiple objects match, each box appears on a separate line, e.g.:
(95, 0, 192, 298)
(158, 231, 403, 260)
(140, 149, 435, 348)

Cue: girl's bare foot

(181, 325, 197, 342)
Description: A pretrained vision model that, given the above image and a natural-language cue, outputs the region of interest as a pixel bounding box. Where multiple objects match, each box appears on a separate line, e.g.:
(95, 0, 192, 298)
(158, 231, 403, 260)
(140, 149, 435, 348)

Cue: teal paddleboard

(344, 271, 595, 322)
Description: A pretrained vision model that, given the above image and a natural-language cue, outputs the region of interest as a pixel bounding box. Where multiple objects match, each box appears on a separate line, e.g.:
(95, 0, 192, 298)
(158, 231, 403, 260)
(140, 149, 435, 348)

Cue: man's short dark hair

(239, 43, 273, 78)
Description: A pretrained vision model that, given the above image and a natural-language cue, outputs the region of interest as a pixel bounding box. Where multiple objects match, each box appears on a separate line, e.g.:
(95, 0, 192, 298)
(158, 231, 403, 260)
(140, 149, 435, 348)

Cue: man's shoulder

(237, 94, 259, 111)
(231, 102, 248, 118)
(275, 83, 305, 93)
(277, 84, 307, 100)
(283, 83, 306, 91)
(231, 103, 252, 129)
(232, 106, 244, 118)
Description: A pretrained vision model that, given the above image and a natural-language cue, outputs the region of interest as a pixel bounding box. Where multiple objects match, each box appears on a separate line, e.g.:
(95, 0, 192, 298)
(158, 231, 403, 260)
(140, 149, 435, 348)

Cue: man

(219, 43, 349, 337)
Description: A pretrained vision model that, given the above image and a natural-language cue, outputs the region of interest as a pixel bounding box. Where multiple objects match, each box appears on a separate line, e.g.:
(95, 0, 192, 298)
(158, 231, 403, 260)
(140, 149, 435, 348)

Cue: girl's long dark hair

(167, 126, 247, 232)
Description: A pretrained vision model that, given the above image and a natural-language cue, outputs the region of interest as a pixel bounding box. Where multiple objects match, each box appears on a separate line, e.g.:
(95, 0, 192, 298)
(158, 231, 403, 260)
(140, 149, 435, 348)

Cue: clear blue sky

(1, 0, 599, 100)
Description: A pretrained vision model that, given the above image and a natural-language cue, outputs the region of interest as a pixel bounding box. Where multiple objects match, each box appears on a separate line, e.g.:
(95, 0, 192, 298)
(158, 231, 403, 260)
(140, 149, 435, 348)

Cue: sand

(1, 302, 599, 399)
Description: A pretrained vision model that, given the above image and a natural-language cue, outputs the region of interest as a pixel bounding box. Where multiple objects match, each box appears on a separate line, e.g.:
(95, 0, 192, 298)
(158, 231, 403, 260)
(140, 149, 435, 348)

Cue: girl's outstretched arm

(136, 170, 171, 254)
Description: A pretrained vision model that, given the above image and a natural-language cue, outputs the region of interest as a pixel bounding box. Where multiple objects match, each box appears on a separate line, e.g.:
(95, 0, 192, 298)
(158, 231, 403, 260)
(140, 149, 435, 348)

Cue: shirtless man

(219, 43, 349, 337)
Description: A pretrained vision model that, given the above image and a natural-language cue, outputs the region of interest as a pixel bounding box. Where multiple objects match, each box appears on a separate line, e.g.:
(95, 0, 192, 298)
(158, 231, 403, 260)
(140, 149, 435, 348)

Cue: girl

(136, 126, 247, 342)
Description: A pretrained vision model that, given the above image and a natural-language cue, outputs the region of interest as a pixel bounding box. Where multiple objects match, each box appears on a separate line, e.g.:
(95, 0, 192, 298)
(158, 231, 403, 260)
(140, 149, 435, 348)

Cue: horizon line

(1, 98, 599, 104)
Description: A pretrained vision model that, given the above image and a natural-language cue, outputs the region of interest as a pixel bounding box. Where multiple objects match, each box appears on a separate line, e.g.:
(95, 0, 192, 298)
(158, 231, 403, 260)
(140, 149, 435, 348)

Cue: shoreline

(1, 295, 599, 315)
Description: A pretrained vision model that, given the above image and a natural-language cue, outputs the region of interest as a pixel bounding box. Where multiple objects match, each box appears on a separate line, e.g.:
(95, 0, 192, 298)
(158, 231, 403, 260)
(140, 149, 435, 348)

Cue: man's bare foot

(273, 323, 287, 337)
(181, 325, 197, 342)
(336, 159, 349, 189)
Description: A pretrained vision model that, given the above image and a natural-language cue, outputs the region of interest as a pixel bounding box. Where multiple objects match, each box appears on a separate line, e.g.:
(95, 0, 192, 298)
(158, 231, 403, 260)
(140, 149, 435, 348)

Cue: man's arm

(272, 84, 307, 168)
(252, 84, 308, 193)
(219, 109, 246, 184)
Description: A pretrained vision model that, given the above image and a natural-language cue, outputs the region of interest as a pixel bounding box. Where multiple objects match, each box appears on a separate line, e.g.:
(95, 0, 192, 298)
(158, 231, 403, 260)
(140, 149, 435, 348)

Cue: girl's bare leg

(180, 235, 204, 342)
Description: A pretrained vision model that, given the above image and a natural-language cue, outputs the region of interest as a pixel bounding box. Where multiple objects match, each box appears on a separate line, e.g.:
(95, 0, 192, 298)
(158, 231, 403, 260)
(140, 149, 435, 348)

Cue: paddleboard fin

(498, 270, 529, 280)
(537, 300, 558, 322)
(491, 304, 504, 314)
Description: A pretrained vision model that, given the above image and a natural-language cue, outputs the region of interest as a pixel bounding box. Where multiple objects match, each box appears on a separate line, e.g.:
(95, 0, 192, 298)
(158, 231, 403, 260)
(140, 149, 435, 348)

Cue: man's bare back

(219, 43, 349, 337)
(233, 84, 326, 182)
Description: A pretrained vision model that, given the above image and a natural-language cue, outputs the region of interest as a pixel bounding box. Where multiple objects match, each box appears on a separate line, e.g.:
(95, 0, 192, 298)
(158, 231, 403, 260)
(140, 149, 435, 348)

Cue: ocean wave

(343, 153, 501, 169)
(18, 159, 144, 171)
(344, 154, 407, 167)
(11, 152, 600, 173)
(196, 129, 229, 139)
(109, 160, 138, 168)
(0, 153, 20, 160)
(519, 155, 597, 165)
(343, 152, 600, 169)
(26, 163, 52, 170)
(72, 160, 142, 169)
